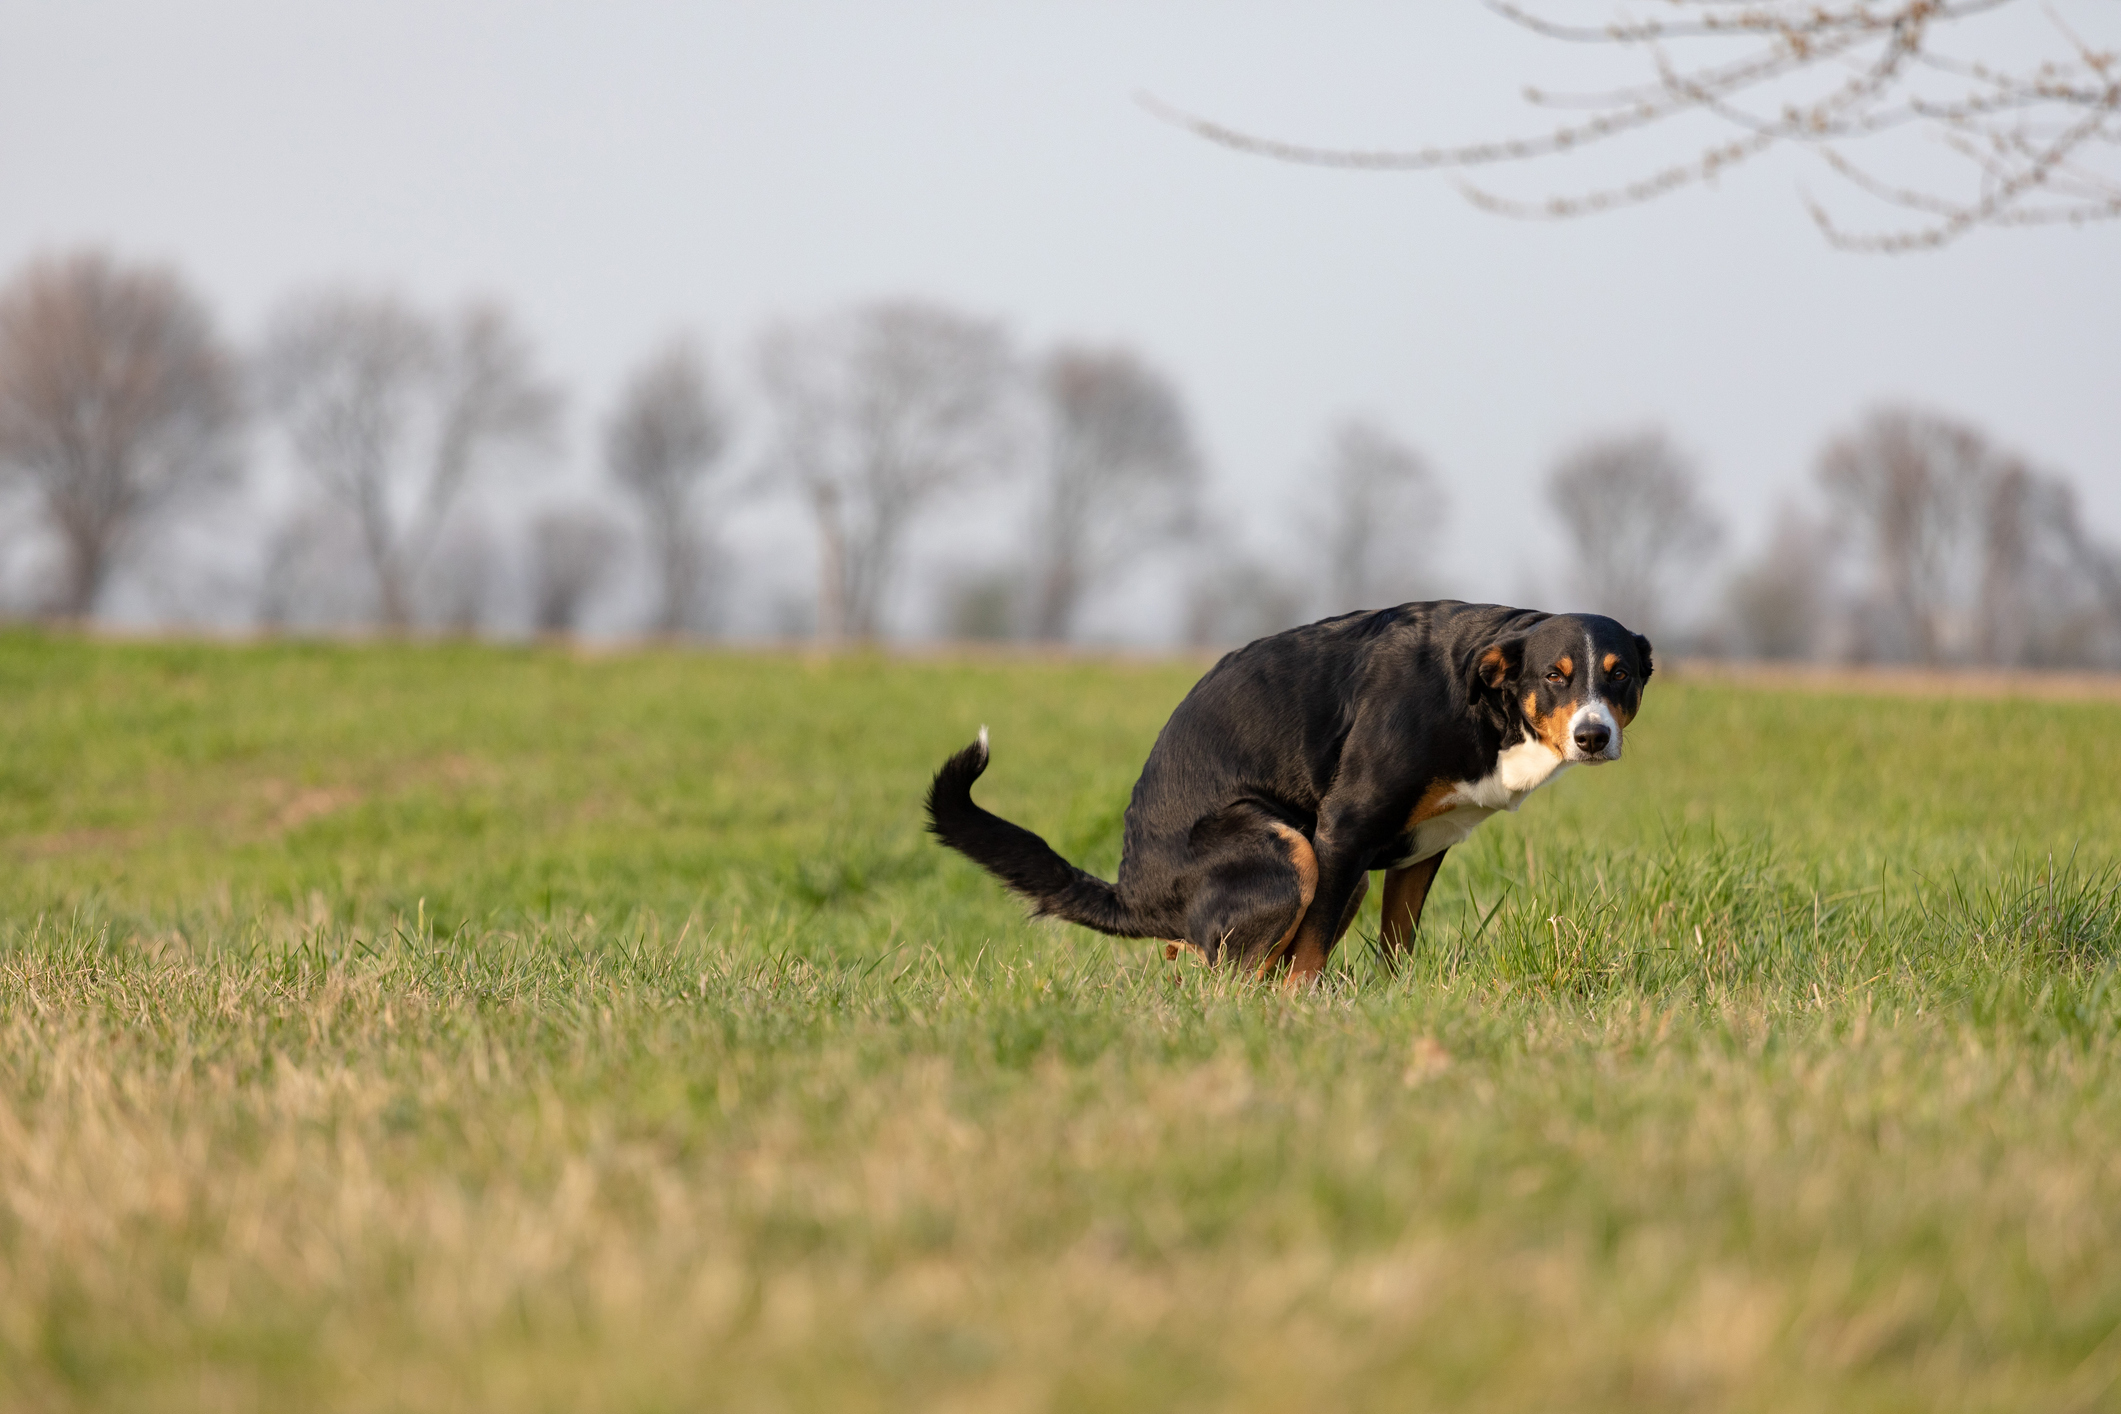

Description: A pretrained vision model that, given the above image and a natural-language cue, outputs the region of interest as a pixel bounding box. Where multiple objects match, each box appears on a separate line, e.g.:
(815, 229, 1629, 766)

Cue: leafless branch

(1146, 0, 2121, 249)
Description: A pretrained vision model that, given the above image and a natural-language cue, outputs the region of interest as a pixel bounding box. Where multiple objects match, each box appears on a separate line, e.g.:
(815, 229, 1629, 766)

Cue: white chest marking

(1387, 739, 1570, 868)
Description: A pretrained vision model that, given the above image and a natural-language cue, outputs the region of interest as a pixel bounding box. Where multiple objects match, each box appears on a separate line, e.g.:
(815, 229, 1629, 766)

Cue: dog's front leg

(1380, 850, 1448, 961)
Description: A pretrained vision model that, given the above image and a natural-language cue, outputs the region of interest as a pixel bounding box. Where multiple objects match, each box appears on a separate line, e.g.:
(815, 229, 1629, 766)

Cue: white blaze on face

(1565, 632, 1622, 761)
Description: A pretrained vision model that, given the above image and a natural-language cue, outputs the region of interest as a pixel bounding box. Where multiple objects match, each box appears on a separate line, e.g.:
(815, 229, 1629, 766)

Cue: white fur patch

(1565, 699, 1621, 762)
(1387, 739, 1571, 867)
(1400, 803, 1498, 865)
(1491, 738, 1568, 798)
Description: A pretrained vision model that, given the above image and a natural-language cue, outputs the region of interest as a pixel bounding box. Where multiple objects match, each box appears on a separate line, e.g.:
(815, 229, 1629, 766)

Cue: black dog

(926, 601, 1652, 983)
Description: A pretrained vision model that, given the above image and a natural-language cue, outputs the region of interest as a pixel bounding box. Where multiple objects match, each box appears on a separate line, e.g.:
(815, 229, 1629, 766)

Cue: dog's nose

(1574, 722, 1611, 755)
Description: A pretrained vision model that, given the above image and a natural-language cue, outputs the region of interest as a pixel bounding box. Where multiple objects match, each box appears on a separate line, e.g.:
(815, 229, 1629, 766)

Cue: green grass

(3, 630, 2120, 1412)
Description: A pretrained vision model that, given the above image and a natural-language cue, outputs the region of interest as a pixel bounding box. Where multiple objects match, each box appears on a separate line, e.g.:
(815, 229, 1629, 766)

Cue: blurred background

(1, 0, 2116, 663)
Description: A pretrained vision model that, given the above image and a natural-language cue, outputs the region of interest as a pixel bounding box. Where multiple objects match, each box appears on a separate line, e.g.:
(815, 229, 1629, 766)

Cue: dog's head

(1469, 614, 1653, 763)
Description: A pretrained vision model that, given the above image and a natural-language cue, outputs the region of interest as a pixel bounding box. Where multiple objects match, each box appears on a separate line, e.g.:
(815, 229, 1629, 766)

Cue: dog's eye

(1544, 669, 1567, 684)
(1609, 668, 1629, 683)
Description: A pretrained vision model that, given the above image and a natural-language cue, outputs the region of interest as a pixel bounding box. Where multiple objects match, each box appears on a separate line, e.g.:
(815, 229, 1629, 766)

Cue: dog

(926, 601, 1652, 983)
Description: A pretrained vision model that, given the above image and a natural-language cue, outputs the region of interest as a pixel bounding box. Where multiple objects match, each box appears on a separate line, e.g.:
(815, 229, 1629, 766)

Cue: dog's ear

(1467, 636, 1526, 696)
(1632, 633, 1655, 682)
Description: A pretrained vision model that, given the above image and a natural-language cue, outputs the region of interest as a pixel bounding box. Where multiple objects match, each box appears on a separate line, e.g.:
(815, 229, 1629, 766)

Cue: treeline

(1, 249, 2116, 666)
(1541, 421, 2121, 668)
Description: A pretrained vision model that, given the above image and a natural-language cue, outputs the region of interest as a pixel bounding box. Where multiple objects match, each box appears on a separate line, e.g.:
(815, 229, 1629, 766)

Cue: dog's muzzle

(1566, 701, 1622, 762)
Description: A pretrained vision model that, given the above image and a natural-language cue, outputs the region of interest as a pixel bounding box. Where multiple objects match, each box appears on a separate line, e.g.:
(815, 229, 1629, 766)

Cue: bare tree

(1547, 429, 1722, 636)
(2051, 496, 2121, 666)
(1723, 503, 1834, 659)
(1818, 407, 1986, 662)
(529, 506, 625, 634)
(1148, 1, 2121, 250)
(259, 291, 558, 630)
(1820, 406, 2115, 664)
(605, 340, 728, 633)
(757, 301, 1016, 642)
(0, 251, 241, 618)
(1310, 417, 1440, 615)
(1028, 345, 1199, 641)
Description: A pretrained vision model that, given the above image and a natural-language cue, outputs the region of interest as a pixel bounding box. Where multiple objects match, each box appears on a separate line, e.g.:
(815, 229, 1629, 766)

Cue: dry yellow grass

(5, 932, 2121, 1412)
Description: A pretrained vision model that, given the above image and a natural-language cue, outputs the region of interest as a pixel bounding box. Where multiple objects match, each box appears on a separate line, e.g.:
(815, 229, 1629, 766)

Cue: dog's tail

(925, 728, 1146, 937)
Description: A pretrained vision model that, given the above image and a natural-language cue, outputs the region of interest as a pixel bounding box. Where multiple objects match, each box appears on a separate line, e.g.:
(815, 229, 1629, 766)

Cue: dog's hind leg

(1272, 865, 1374, 987)
(1257, 823, 1323, 979)
(1180, 820, 1317, 976)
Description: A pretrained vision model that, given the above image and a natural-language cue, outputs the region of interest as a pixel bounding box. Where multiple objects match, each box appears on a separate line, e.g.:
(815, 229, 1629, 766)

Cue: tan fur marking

(1283, 932, 1331, 986)
(1476, 644, 1510, 688)
(1272, 822, 1318, 902)
(1402, 778, 1459, 835)
(1522, 691, 1572, 755)
(1554, 654, 1574, 679)
(1254, 824, 1320, 981)
(1380, 852, 1447, 956)
(1603, 652, 1643, 725)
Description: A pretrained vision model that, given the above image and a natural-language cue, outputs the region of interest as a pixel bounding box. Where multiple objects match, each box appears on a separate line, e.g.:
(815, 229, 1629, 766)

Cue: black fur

(927, 600, 1653, 972)
(925, 736, 1141, 935)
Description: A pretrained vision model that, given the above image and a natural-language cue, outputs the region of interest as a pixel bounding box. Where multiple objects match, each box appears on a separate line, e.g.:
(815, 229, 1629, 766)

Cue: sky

(2, 1, 2116, 638)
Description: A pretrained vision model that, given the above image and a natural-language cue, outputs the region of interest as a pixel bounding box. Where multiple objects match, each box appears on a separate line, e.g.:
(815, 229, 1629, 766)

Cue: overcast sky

(3, 2, 2116, 634)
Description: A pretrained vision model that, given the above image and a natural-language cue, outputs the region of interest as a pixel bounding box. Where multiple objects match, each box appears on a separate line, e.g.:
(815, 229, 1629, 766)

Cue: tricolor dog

(926, 601, 1652, 983)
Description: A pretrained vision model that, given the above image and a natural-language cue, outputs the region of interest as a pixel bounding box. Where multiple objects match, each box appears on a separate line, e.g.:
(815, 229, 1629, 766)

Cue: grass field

(3, 631, 2121, 1412)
